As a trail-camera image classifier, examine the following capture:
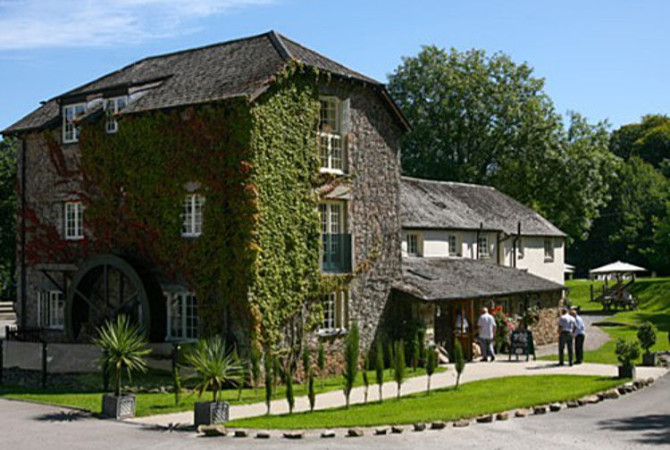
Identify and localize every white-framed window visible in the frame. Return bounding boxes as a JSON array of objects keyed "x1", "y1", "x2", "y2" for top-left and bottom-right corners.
[
  {"x1": 544, "y1": 238, "x2": 554, "y2": 262},
  {"x1": 182, "y1": 194, "x2": 205, "y2": 237},
  {"x1": 406, "y1": 232, "x2": 422, "y2": 256},
  {"x1": 319, "y1": 97, "x2": 345, "y2": 173},
  {"x1": 105, "y1": 96, "x2": 127, "y2": 134},
  {"x1": 517, "y1": 238, "x2": 524, "y2": 259},
  {"x1": 64, "y1": 201, "x2": 84, "y2": 240},
  {"x1": 321, "y1": 290, "x2": 348, "y2": 333},
  {"x1": 62, "y1": 103, "x2": 87, "y2": 143},
  {"x1": 477, "y1": 236, "x2": 490, "y2": 259},
  {"x1": 37, "y1": 290, "x2": 65, "y2": 330},
  {"x1": 319, "y1": 201, "x2": 345, "y2": 263},
  {"x1": 448, "y1": 234, "x2": 459, "y2": 257},
  {"x1": 165, "y1": 291, "x2": 198, "y2": 341}
]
